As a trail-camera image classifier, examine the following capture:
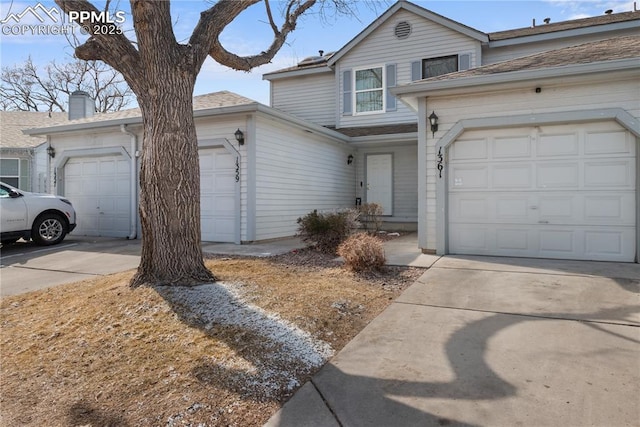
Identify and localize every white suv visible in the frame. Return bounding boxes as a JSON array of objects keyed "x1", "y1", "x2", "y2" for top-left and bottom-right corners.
[{"x1": 0, "y1": 182, "x2": 77, "y2": 246}]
